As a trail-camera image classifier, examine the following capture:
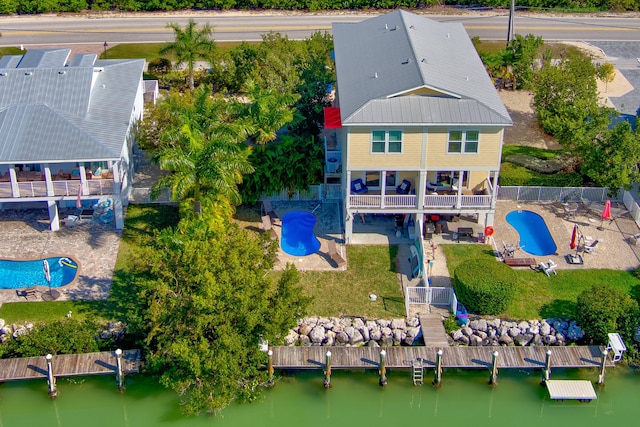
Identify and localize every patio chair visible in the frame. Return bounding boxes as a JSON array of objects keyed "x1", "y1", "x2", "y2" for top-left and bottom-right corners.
[
  {"x1": 16, "y1": 286, "x2": 39, "y2": 301},
  {"x1": 328, "y1": 239, "x2": 346, "y2": 268},
  {"x1": 583, "y1": 239, "x2": 599, "y2": 254},
  {"x1": 396, "y1": 179, "x2": 411, "y2": 194},
  {"x1": 350, "y1": 178, "x2": 368, "y2": 194},
  {"x1": 262, "y1": 199, "x2": 279, "y2": 222},
  {"x1": 539, "y1": 260, "x2": 558, "y2": 277},
  {"x1": 629, "y1": 234, "x2": 640, "y2": 246},
  {"x1": 261, "y1": 215, "x2": 277, "y2": 239}
]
